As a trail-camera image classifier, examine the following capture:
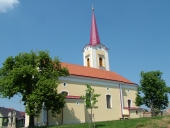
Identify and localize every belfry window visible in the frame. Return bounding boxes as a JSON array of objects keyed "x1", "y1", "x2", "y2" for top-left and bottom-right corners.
[
  {"x1": 106, "y1": 95, "x2": 111, "y2": 108},
  {"x1": 99, "y1": 57, "x2": 103, "y2": 67},
  {"x1": 87, "y1": 58, "x2": 90, "y2": 67}
]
